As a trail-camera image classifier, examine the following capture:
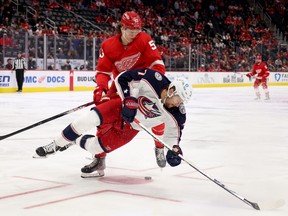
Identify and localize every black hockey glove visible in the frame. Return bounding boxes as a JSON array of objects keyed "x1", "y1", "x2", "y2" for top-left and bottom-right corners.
[
  {"x1": 121, "y1": 96, "x2": 138, "y2": 123},
  {"x1": 166, "y1": 145, "x2": 183, "y2": 167}
]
